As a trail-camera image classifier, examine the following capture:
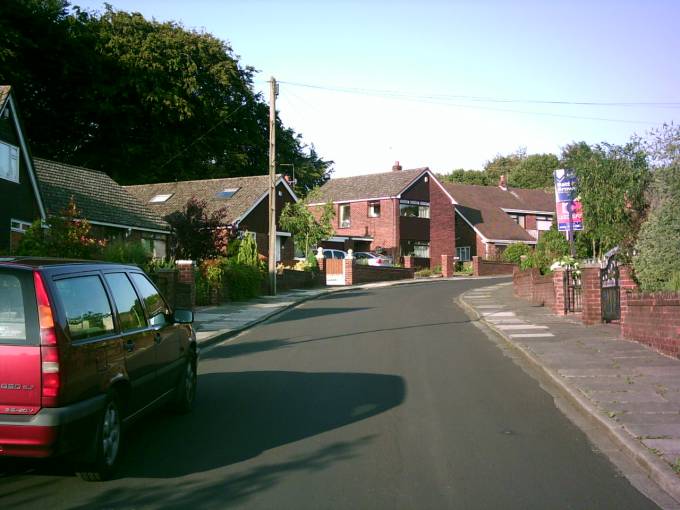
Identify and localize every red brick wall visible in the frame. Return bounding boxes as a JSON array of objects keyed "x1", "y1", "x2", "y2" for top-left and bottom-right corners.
[
  {"x1": 622, "y1": 292, "x2": 680, "y2": 358},
  {"x1": 620, "y1": 265, "x2": 680, "y2": 358},
  {"x1": 472, "y1": 256, "x2": 515, "y2": 276},
  {"x1": 513, "y1": 267, "x2": 554, "y2": 307},
  {"x1": 429, "y1": 183, "x2": 455, "y2": 270},
  {"x1": 533, "y1": 274, "x2": 555, "y2": 308},
  {"x1": 552, "y1": 269, "x2": 566, "y2": 315},
  {"x1": 525, "y1": 214, "x2": 537, "y2": 230},
  {"x1": 353, "y1": 264, "x2": 415, "y2": 283},
  {"x1": 476, "y1": 236, "x2": 487, "y2": 259},
  {"x1": 513, "y1": 267, "x2": 537, "y2": 299}
]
